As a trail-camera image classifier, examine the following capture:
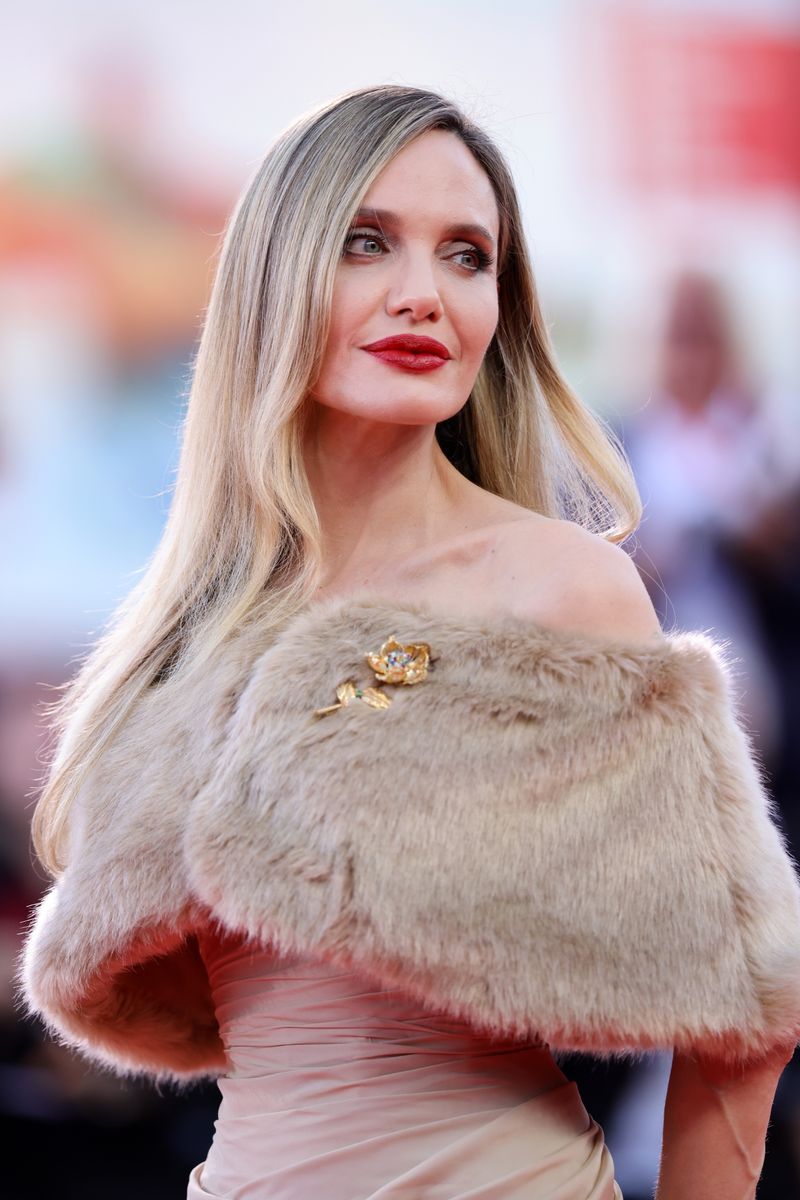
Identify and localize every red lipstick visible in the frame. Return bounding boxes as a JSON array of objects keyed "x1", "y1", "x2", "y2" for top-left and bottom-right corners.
[{"x1": 362, "y1": 335, "x2": 451, "y2": 373}]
